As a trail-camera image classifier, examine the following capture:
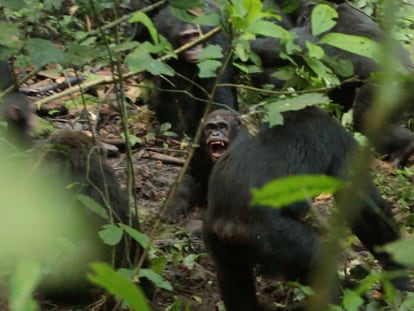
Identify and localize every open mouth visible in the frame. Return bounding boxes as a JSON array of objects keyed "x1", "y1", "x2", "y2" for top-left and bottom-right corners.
[{"x1": 208, "y1": 140, "x2": 228, "y2": 160}]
